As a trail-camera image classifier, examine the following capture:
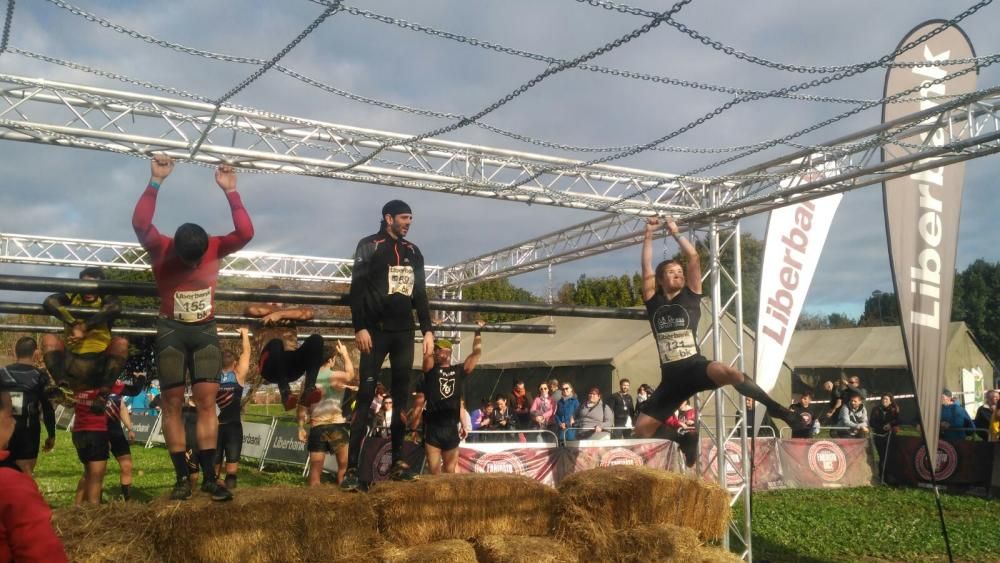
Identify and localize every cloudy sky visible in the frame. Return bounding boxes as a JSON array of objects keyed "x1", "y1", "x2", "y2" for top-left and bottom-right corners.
[{"x1": 1, "y1": 0, "x2": 998, "y2": 318}]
